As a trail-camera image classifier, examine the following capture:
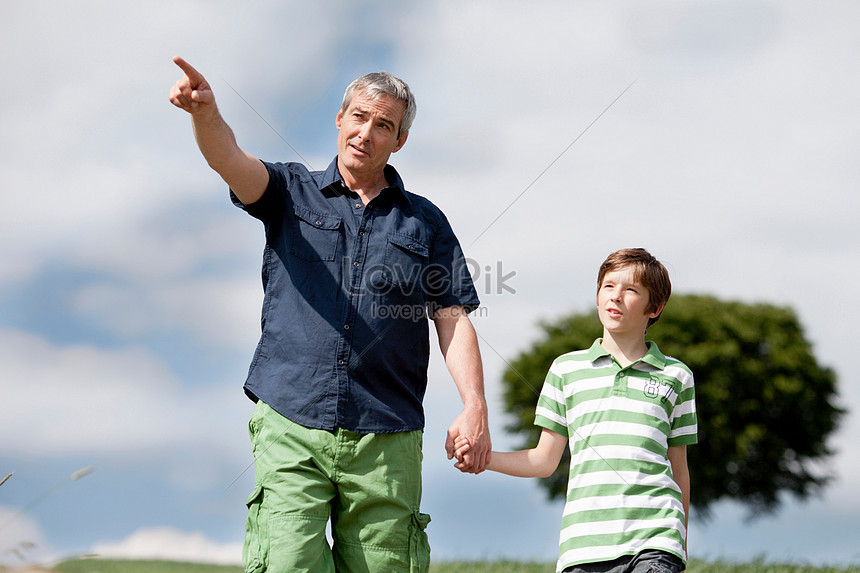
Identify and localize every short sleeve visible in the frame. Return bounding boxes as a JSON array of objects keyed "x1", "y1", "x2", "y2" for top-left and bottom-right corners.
[
  {"x1": 230, "y1": 161, "x2": 289, "y2": 222},
  {"x1": 668, "y1": 368, "x2": 697, "y2": 447},
  {"x1": 425, "y1": 210, "x2": 480, "y2": 313},
  {"x1": 534, "y1": 361, "x2": 569, "y2": 437}
]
